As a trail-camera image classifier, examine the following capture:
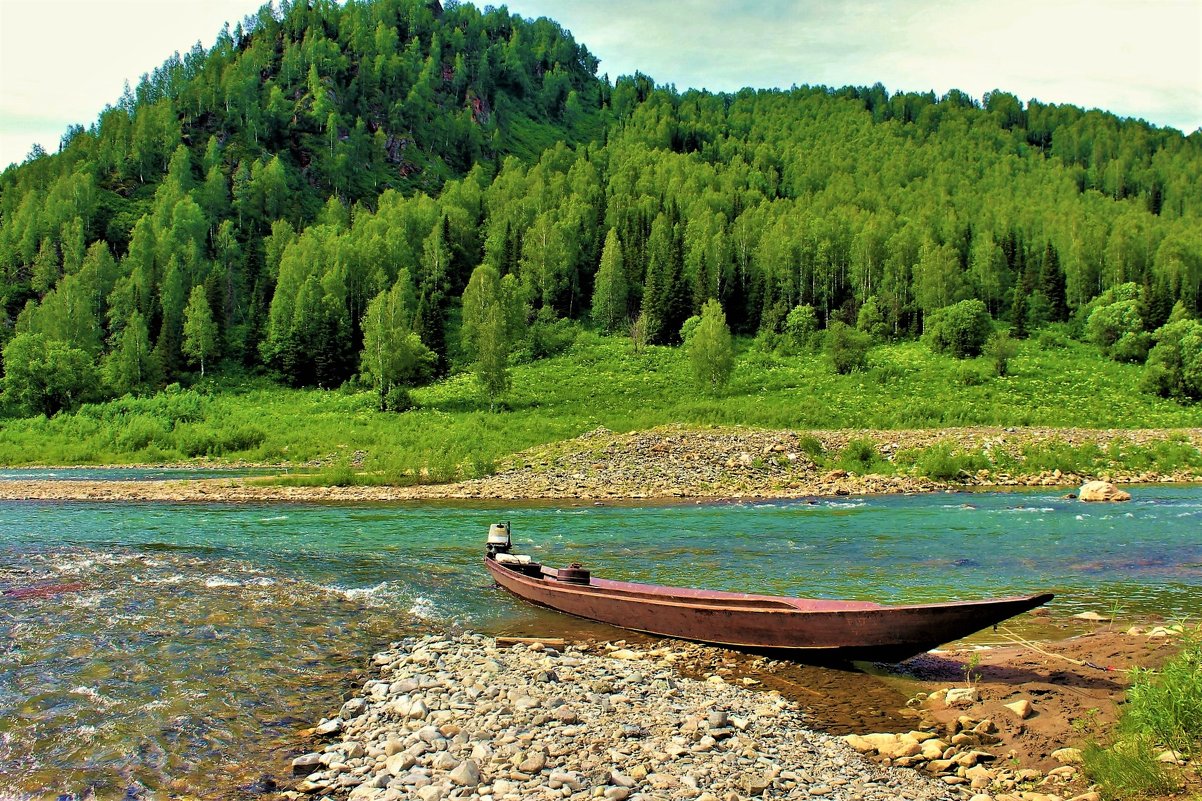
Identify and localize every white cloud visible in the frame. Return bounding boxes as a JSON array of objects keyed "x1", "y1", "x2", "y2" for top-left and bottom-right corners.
[
  {"x1": 0, "y1": 0, "x2": 263, "y2": 168},
  {"x1": 508, "y1": 0, "x2": 1202, "y2": 130}
]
